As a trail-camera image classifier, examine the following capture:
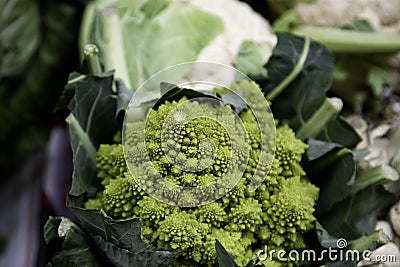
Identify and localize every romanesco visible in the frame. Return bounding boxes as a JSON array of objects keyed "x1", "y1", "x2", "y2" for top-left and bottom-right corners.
[{"x1": 85, "y1": 90, "x2": 319, "y2": 266}]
